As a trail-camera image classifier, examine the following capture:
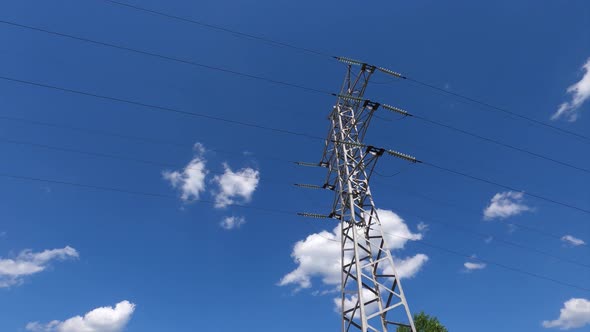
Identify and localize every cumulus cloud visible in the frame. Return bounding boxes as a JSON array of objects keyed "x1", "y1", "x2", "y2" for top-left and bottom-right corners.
[
  {"x1": 561, "y1": 235, "x2": 586, "y2": 247},
  {"x1": 464, "y1": 262, "x2": 487, "y2": 271},
  {"x1": 163, "y1": 143, "x2": 208, "y2": 202},
  {"x1": 334, "y1": 288, "x2": 380, "y2": 317},
  {"x1": 542, "y1": 298, "x2": 590, "y2": 330},
  {"x1": 212, "y1": 163, "x2": 260, "y2": 208},
  {"x1": 26, "y1": 300, "x2": 135, "y2": 332},
  {"x1": 386, "y1": 254, "x2": 429, "y2": 279},
  {"x1": 0, "y1": 246, "x2": 78, "y2": 288},
  {"x1": 552, "y1": 58, "x2": 590, "y2": 122},
  {"x1": 220, "y1": 216, "x2": 246, "y2": 230},
  {"x1": 279, "y1": 209, "x2": 426, "y2": 290},
  {"x1": 483, "y1": 191, "x2": 532, "y2": 220}
]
